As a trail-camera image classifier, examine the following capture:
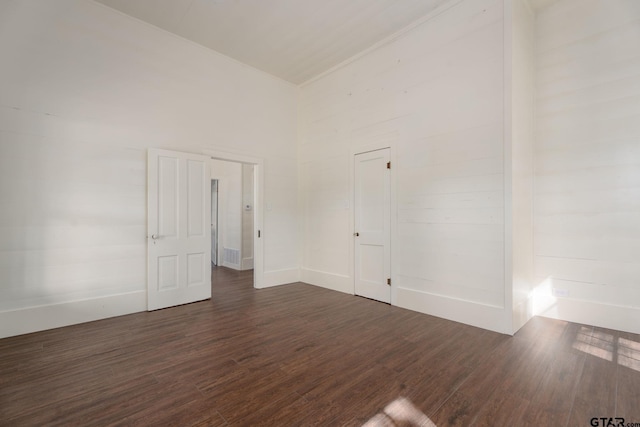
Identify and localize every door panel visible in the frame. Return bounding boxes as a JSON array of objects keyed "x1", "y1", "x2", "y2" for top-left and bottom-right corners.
[
  {"x1": 148, "y1": 149, "x2": 211, "y2": 310},
  {"x1": 187, "y1": 159, "x2": 205, "y2": 236},
  {"x1": 354, "y1": 148, "x2": 391, "y2": 303},
  {"x1": 158, "y1": 156, "x2": 178, "y2": 238}
]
